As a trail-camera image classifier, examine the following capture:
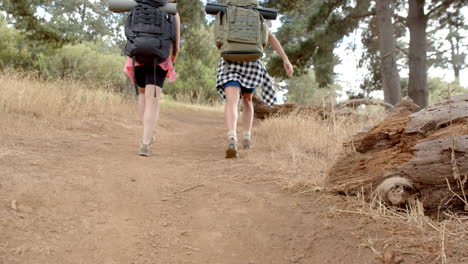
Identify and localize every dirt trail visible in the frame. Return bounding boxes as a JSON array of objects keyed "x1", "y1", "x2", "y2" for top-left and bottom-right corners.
[{"x1": 1, "y1": 108, "x2": 423, "y2": 264}]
